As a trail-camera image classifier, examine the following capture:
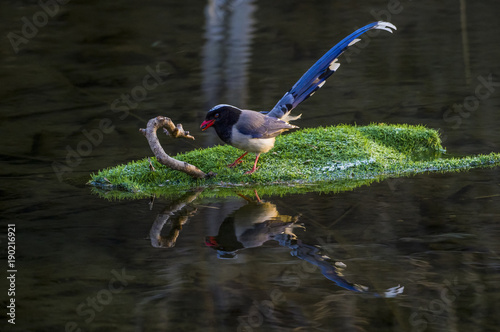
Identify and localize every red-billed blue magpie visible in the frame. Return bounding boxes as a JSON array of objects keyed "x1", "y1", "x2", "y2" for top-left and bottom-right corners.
[{"x1": 201, "y1": 21, "x2": 397, "y2": 174}]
